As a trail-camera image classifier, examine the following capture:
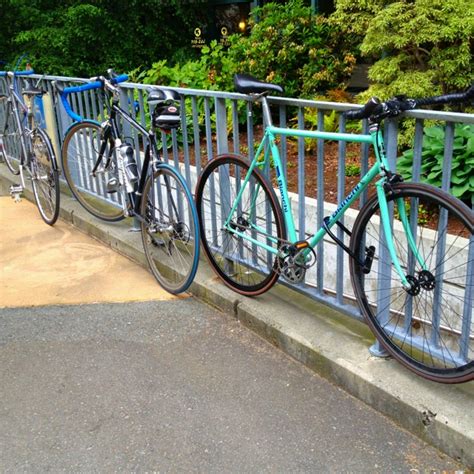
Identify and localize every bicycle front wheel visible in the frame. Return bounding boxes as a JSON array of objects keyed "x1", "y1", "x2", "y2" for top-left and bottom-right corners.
[
  {"x1": 31, "y1": 128, "x2": 60, "y2": 225},
  {"x1": 196, "y1": 154, "x2": 285, "y2": 296},
  {"x1": 140, "y1": 163, "x2": 199, "y2": 294},
  {"x1": 62, "y1": 120, "x2": 124, "y2": 221},
  {"x1": 350, "y1": 183, "x2": 473, "y2": 383},
  {"x1": 1, "y1": 104, "x2": 21, "y2": 175}
]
